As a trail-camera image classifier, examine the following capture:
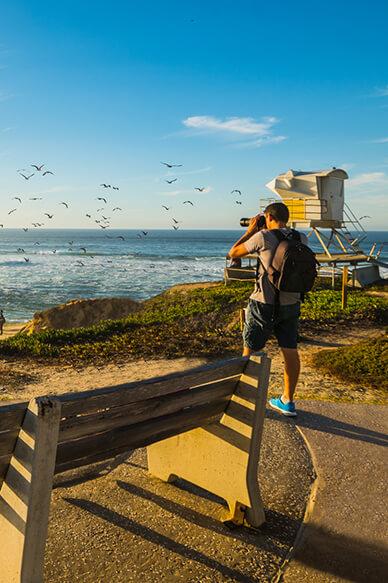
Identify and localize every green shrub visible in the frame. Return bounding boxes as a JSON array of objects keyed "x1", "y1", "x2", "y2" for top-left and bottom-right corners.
[{"x1": 312, "y1": 335, "x2": 388, "y2": 390}]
